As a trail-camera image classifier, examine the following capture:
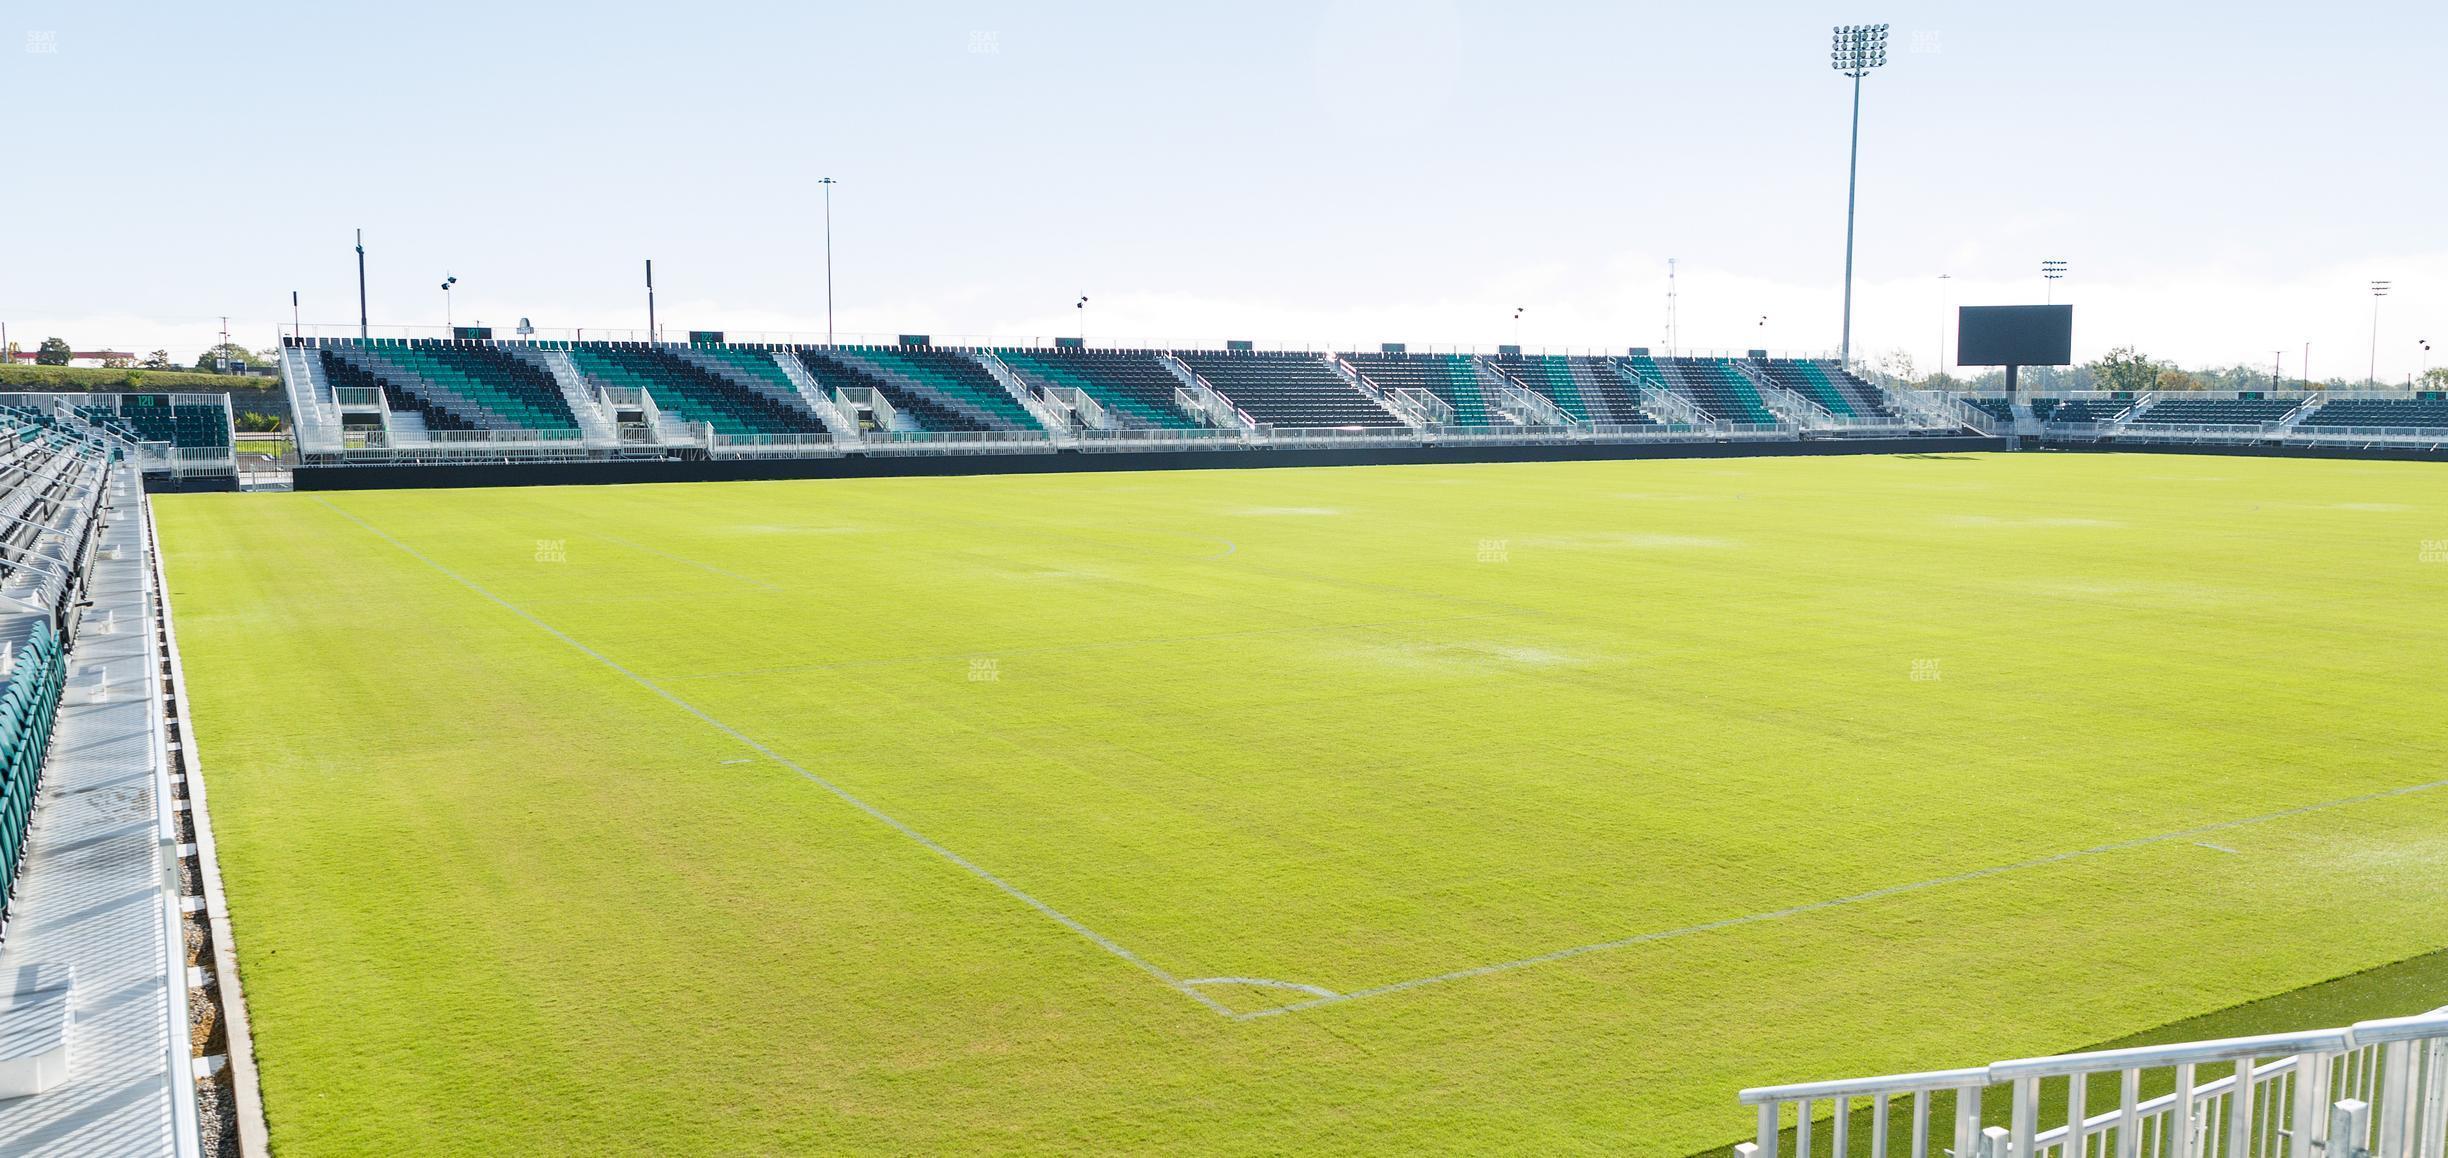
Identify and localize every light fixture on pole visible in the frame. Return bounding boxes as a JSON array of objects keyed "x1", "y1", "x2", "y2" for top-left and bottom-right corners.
[
  {"x1": 2368, "y1": 280, "x2": 2390, "y2": 387},
  {"x1": 1512, "y1": 306, "x2": 1524, "y2": 347},
  {"x1": 355, "y1": 229, "x2": 369, "y2": 339},
  {"x1": 1076, "y1": 296, "x2": 1088, "y2": 344},
  {"x1": 2042, "y1": 259, "x2": 2067, "y2": 304},
  {"x1": 819, "y1": 177, "x2": 838, "y2": 346},
  {"x1": 1830, "y1": 22, "x2": 1889, "y2": 370},
  {"x1": 440, "y1": 274, "x2": 457, "y2": 330},
  {"x1": 2421, "y1": 338, "x2": 2432, "y2": 382},
  {"x1": 646, "y1": 260, "x2": 657, "y2": 343}
]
